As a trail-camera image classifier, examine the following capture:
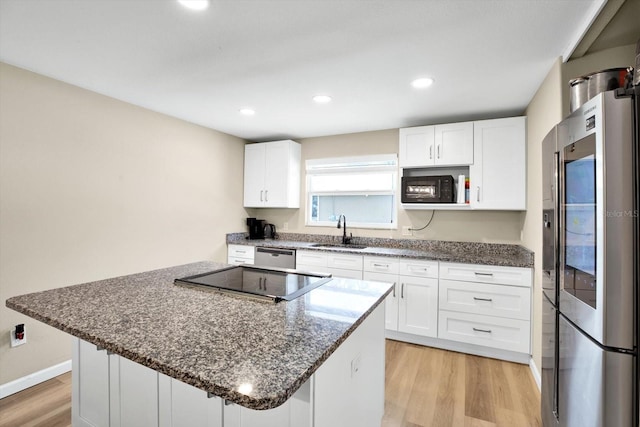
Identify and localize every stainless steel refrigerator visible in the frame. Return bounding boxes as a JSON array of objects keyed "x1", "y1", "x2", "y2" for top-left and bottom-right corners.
[{"x1": 541, "y1": 87, "x2": 639, "y2": 427}]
